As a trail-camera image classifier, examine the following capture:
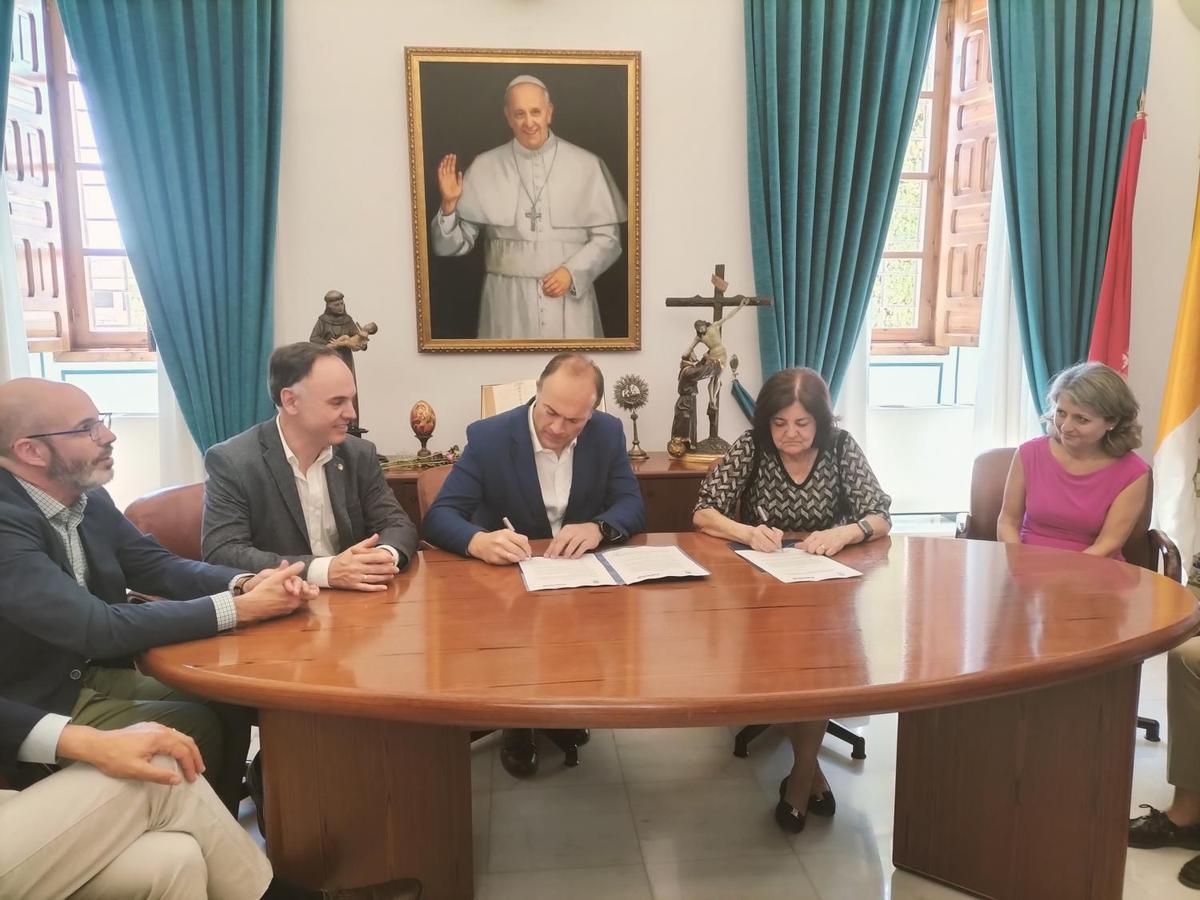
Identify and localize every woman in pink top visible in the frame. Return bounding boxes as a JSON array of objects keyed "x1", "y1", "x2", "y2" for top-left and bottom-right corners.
[{"x1": 997, "y1": 362, "x2": 1149, "y2": 559}]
